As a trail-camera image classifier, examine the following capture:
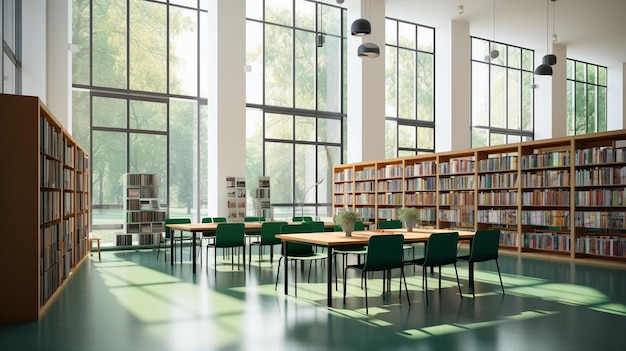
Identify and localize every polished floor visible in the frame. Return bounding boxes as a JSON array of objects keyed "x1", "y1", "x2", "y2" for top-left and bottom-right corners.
[{"x1": 1, "y1": 244, "x2": 626, "y2": 351}]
